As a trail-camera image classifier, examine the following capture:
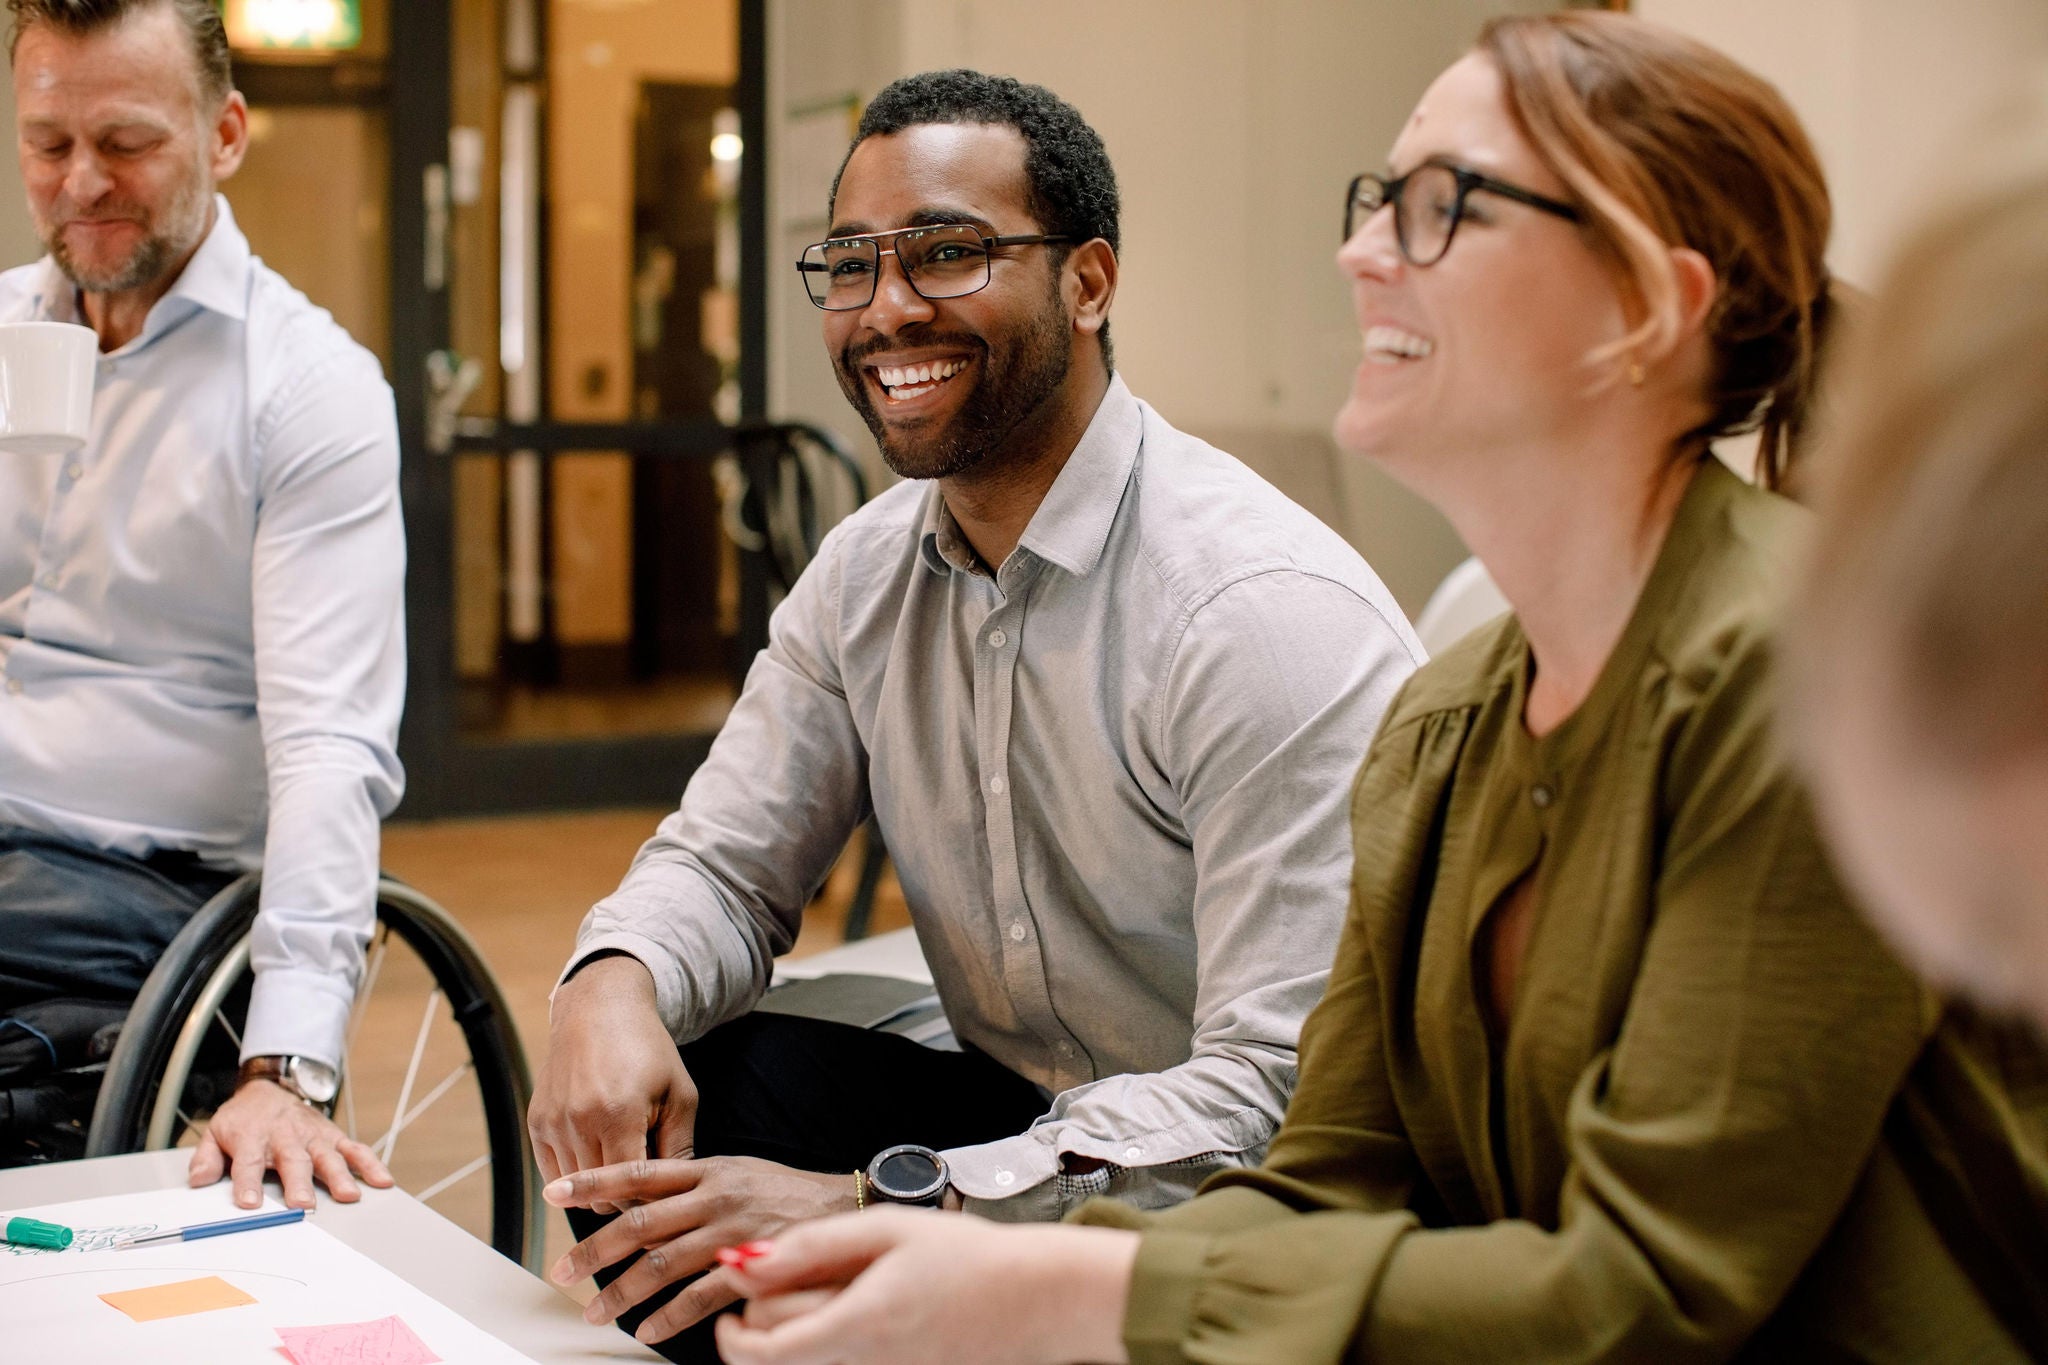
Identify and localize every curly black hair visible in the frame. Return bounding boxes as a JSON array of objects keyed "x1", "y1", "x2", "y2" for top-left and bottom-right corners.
[
  {"x1": 830, "y1": 69, "x2": 1120, "y2": 368},
  {"x1": 832, "y1": 69, "x2": 1120, "y2": 256}
]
